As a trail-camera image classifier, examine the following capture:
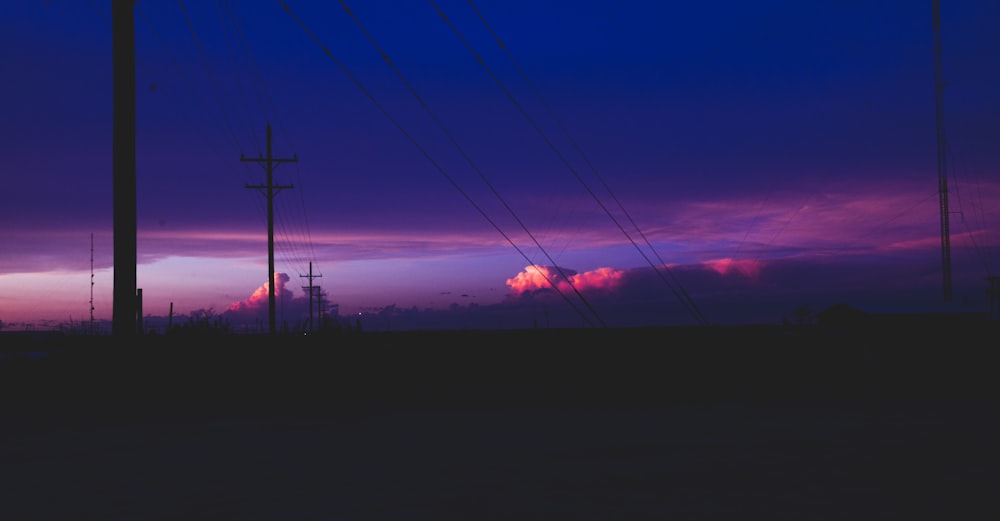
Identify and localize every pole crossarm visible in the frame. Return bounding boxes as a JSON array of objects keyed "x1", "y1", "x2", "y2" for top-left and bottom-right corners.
[
  {"x1": 245, "y1": 182, "x2": 294, "y2": 192},
  {"x1": 241, "y1": 123, "x2": 297, "y2": 335},
  {"x1": 301, "y1": 262, "x2": 322, "y2": 333}
]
